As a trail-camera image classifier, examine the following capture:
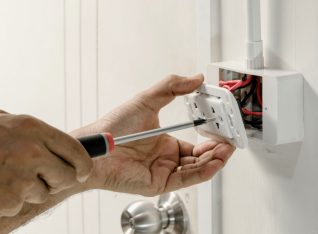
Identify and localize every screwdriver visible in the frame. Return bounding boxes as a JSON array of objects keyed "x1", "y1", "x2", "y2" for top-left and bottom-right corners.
[{"x1": 78, "y1": 118, "x2": 213, "y2": 158}]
